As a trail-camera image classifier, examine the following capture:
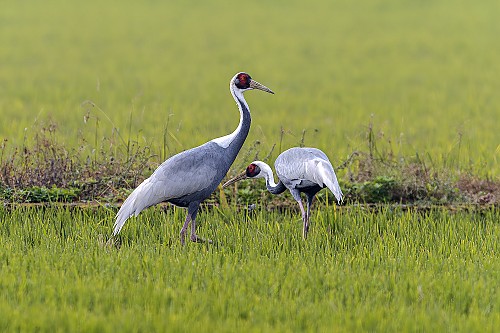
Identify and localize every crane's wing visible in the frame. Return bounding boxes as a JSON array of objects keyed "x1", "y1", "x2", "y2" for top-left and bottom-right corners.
[
  {"x1": 276, "y1": 147, "x2": 343, "y2": 204},
  {"x1": 113, "y1": 146, "x2": 219, "y2": 235},
  {"x1": 304, "y1": 158, "x2": 343, "y2": 204}
]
